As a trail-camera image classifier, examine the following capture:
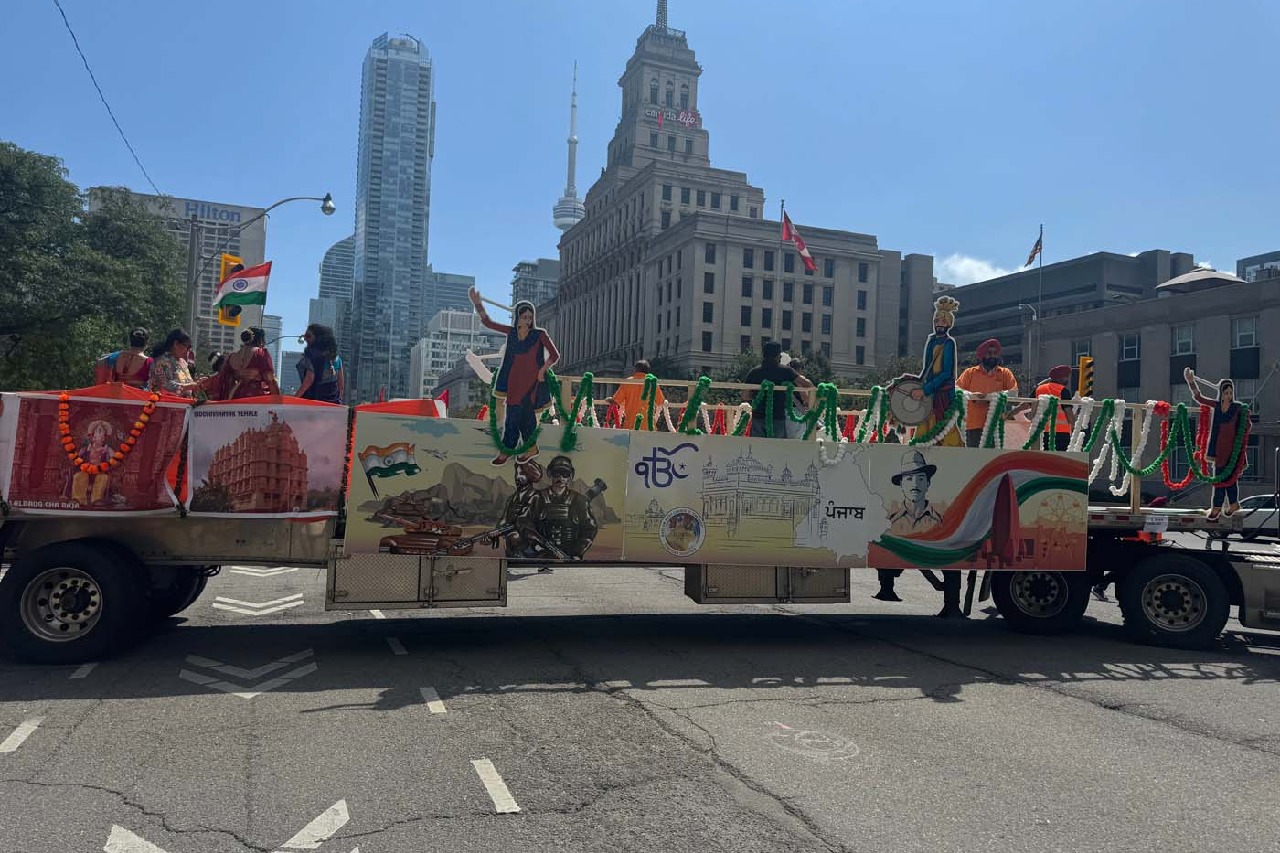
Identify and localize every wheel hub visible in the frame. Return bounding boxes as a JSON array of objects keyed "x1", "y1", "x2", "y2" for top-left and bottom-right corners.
[
  {"x1": 1011, "y1": 571, "x2": 1067, "y2": 617},
  {"x1": 1140, "y1": 574, "x2": 1206, "y2": 633},
  {"x1": 21, "y1": 568, "x2": 103, "y2": 643}
]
